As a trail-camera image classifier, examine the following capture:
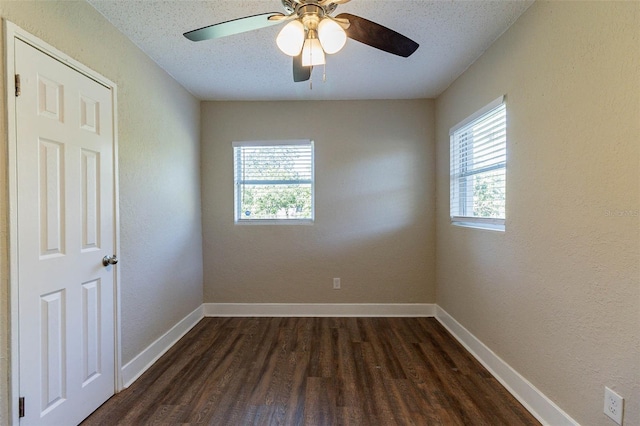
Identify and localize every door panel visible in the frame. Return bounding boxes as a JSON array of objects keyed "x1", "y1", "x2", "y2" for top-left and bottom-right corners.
[{"x1": 16, "y1": 38, "x2": 116, "y2": 425}]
